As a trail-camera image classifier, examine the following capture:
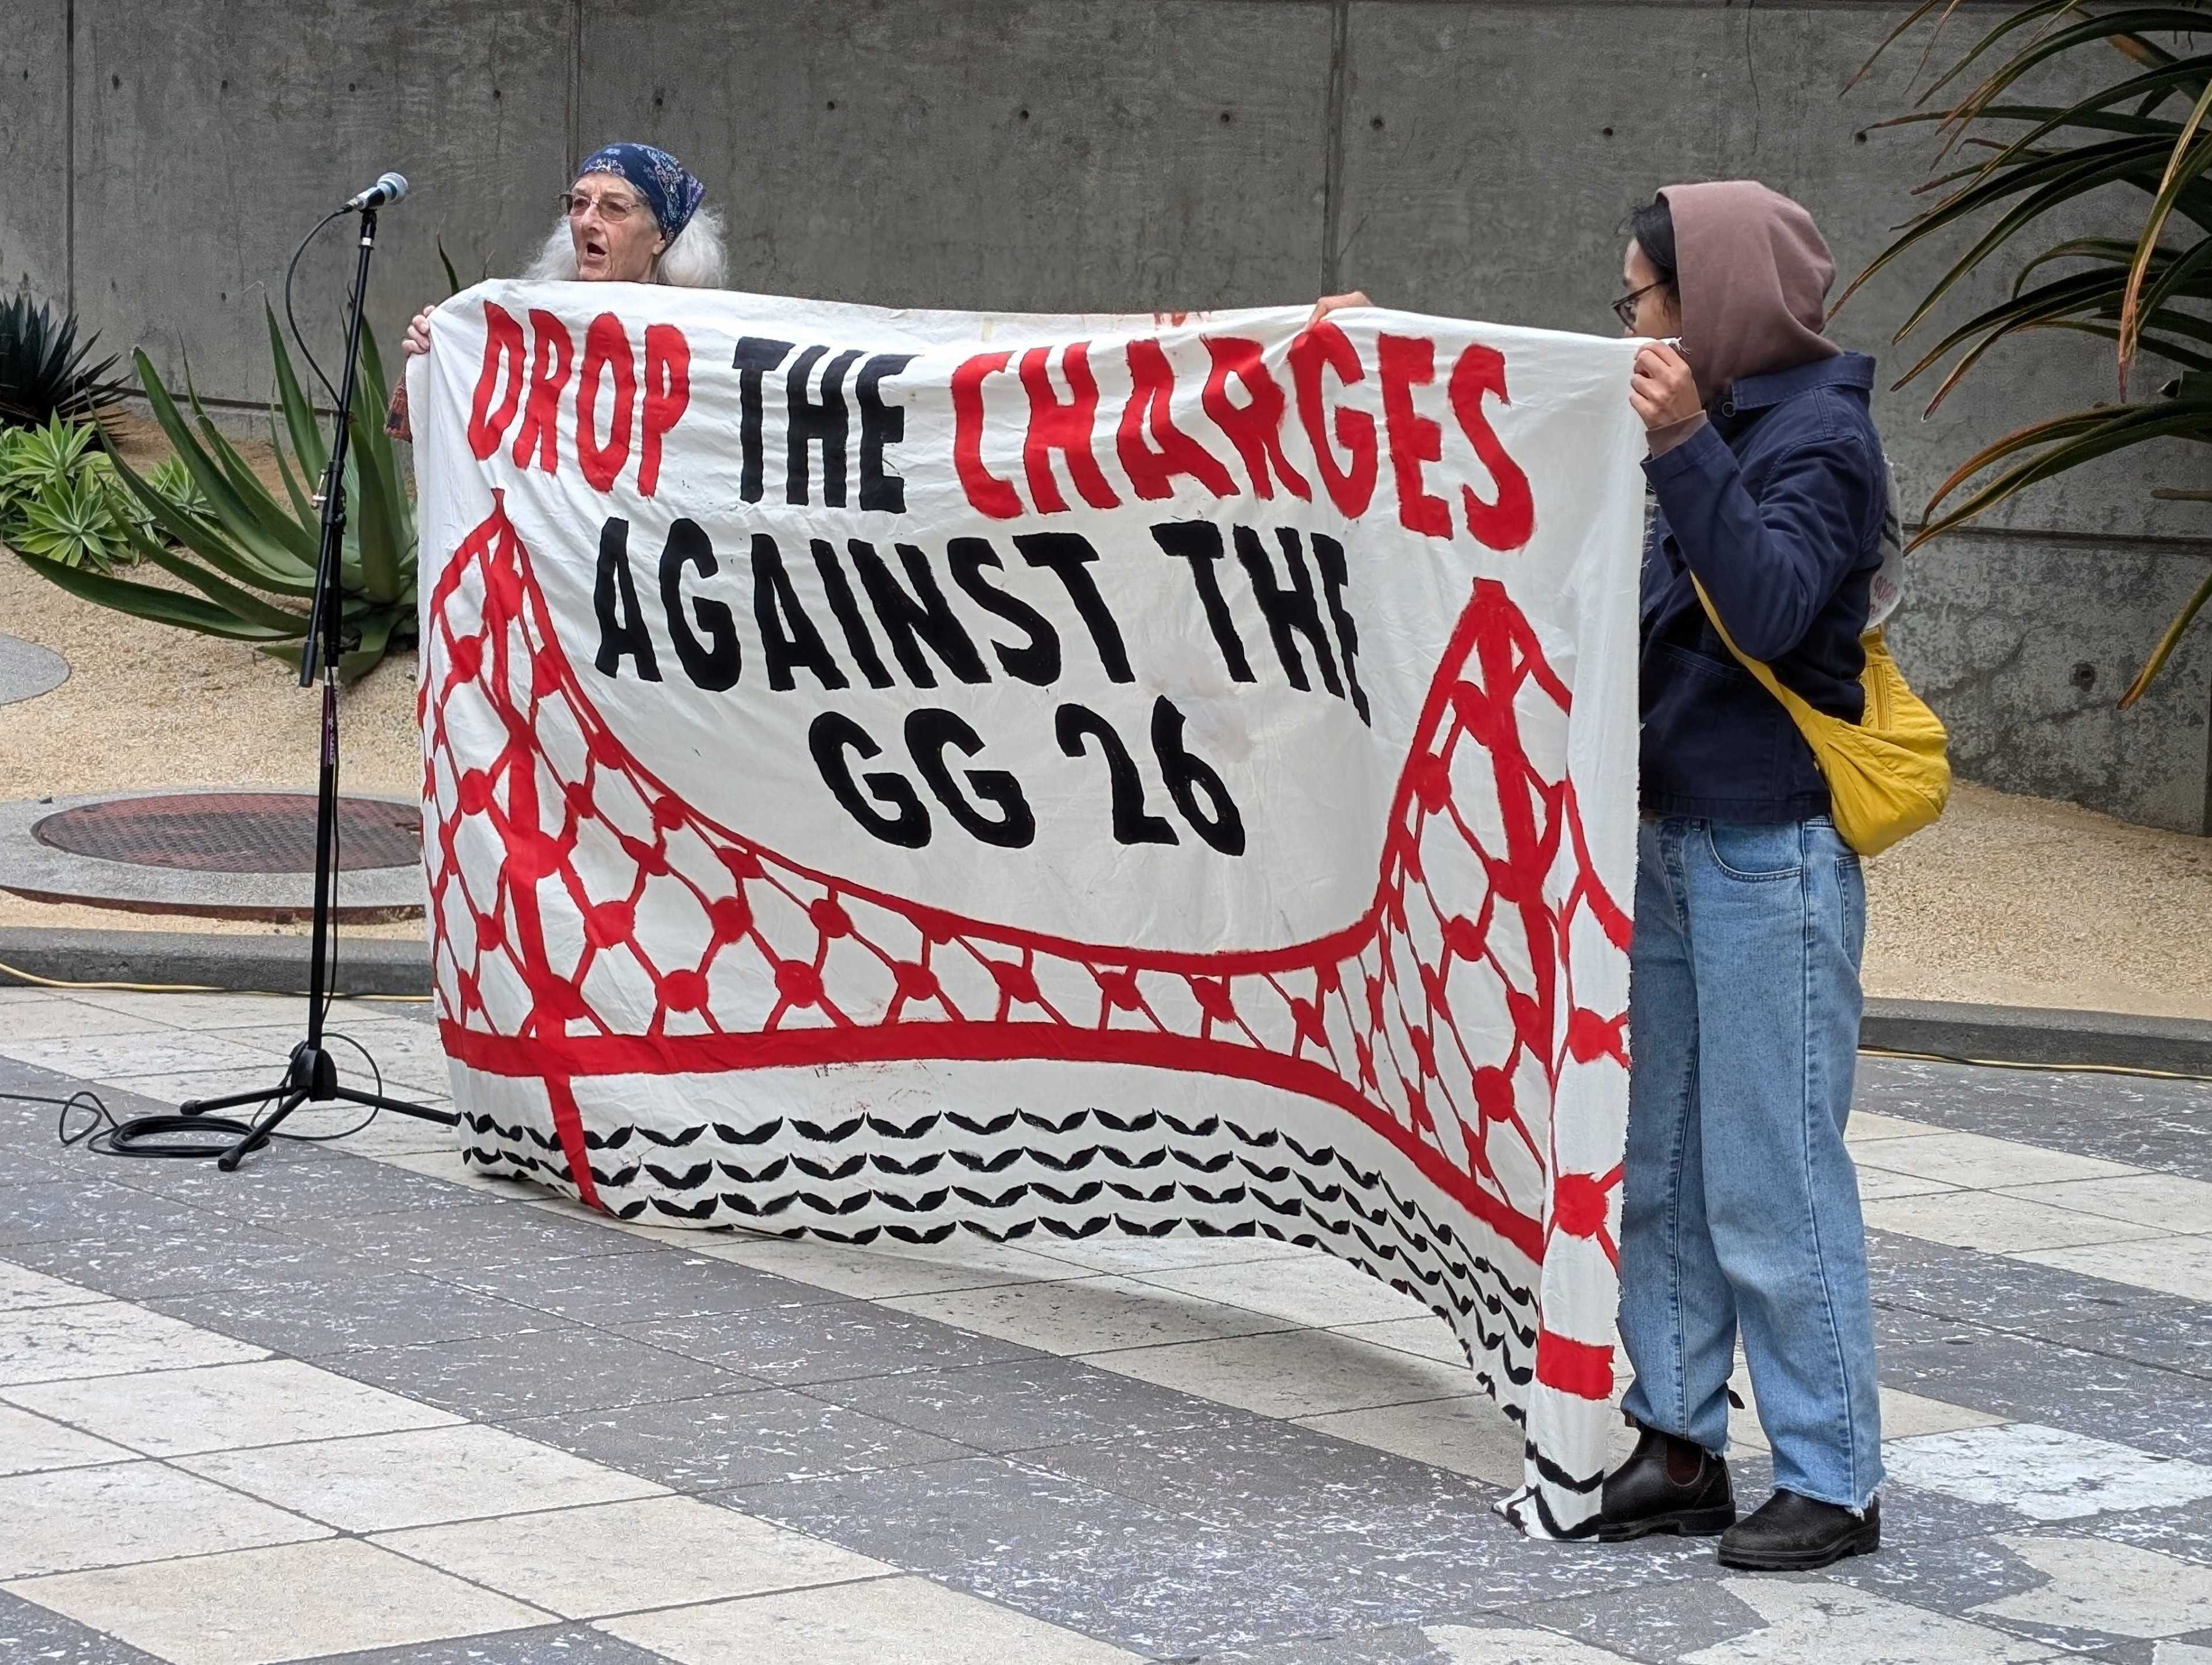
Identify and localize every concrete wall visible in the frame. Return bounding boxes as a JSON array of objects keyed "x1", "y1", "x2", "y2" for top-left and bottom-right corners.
[
  {"x1": 3, "y1": 6, "x2": 70, "y2": 313},
  {"x1": 66, "y1": 0, "x2": 570, "y2": 401},
  {"x1": 7, "y1": 0, "x2": 2210, "y2": 830}
]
